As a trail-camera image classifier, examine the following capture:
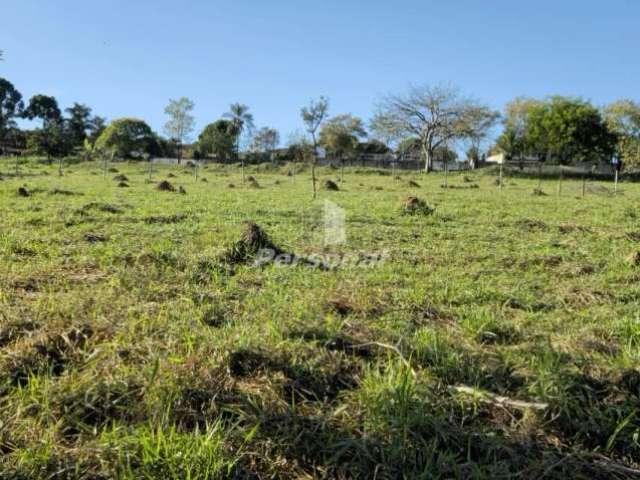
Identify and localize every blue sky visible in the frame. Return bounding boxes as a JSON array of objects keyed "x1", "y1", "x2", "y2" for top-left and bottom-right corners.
[{"x1": 2, "y1": 0, "x2": 639, "y2": 145}]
